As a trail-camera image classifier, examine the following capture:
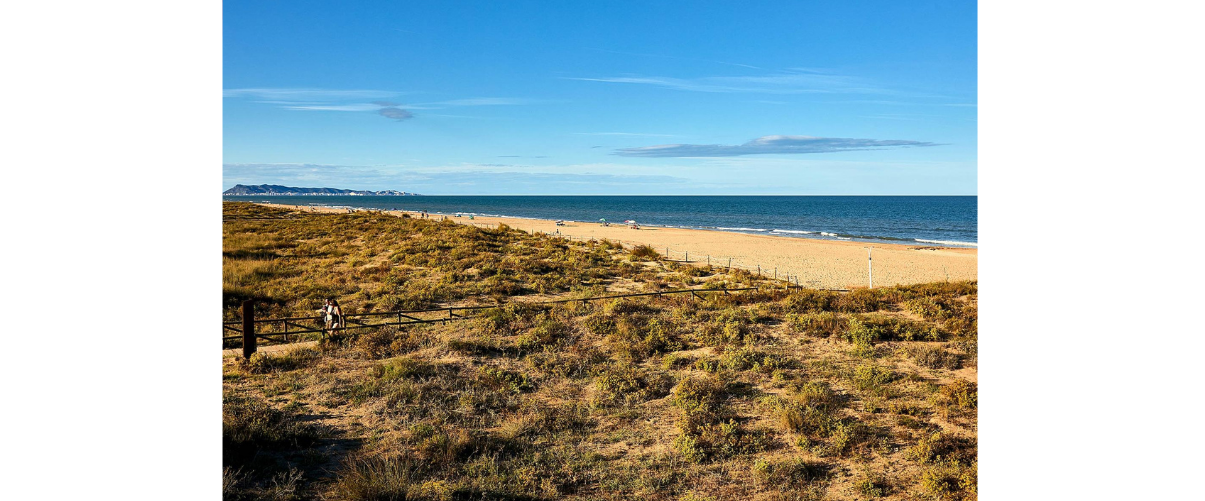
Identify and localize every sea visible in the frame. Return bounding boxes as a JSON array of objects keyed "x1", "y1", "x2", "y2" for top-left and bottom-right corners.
[{"x1": 223, "y1": 195, "x2": 978, "y2": 248}]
